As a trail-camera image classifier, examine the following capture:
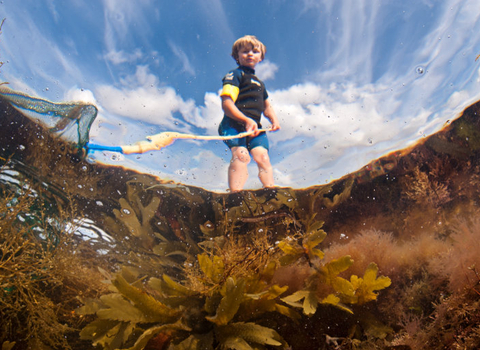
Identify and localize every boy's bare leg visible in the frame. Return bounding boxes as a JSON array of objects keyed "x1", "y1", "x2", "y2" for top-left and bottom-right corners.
[
  {"x1": 228, "y1": 146, "x2": 250, "y2": 192},
  {"x1": 251, "y1": 147, "x2": 274, "y2": 188}
]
